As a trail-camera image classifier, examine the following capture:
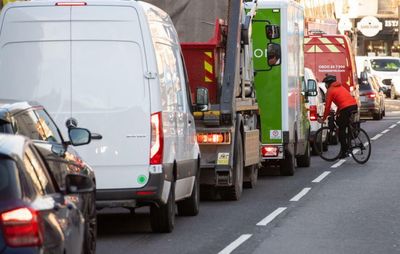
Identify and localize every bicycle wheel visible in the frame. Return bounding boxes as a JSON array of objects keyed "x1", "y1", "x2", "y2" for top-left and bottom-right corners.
[
  {"x1": 314, "y1": 126, "x2": 341, "y2": 161},
  {"x1": 350, "y1": 127, "x2": 371, "y2": 164}
]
